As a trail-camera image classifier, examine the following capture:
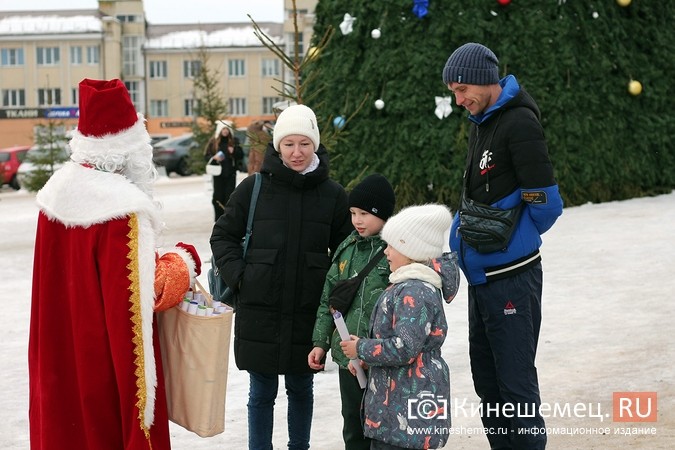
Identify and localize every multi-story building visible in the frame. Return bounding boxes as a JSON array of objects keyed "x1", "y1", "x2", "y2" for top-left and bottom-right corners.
[{"x1": 0, "y1": 0, "x2": 317, "y2": 148}]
